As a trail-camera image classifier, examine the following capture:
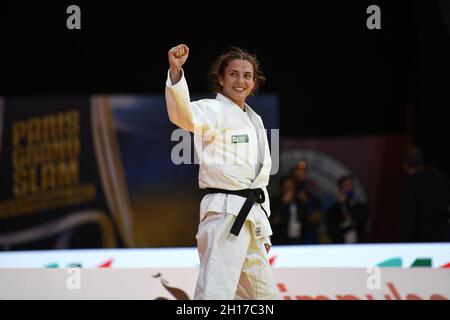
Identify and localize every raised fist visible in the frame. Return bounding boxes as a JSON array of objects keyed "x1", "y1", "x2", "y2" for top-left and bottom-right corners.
[{"x1": 168, "y1": 44, "x2": 189, "y2": 70}]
